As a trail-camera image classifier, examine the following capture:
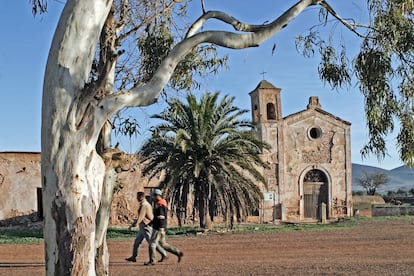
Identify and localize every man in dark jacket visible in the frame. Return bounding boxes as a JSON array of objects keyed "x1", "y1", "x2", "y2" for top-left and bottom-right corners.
[{"x1": 145, "y1": 189, "x2": 184, "y2": 265}]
